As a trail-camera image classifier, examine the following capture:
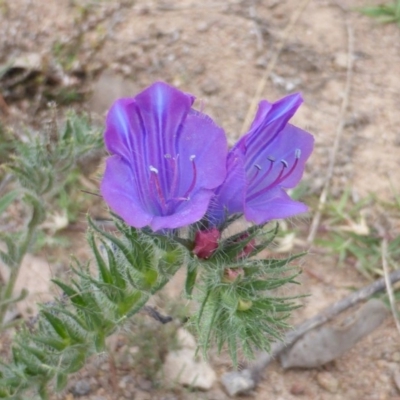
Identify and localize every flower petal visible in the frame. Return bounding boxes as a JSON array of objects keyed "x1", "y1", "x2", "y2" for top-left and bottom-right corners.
[
  {"x1": 244, "y1": 187, "x2": 308, "y2": 224},
  {"x1": 101, "y1": 82, "x2": 228, "y2": 230},
  {"x1": 242, "y1": 93, "x2": 303, "y2": 166},
  {"x1": 150, "y1": 189, "x2": 215, "y2": 231},
  {"x1": 101, "y1": 155, "x2": 153, "y2": 228},
  {"x1": 207, "y1": 148, "x2": 246, "y2": 224},
  {"x1": 246, "y1": 124, "x2": 314, "y2": 198},
  {"x1": 175, "y1": 109, "x2": 227, "y2": 196}
]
